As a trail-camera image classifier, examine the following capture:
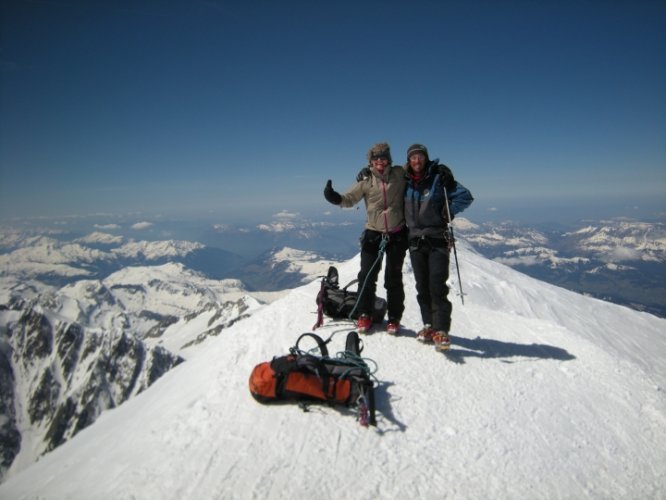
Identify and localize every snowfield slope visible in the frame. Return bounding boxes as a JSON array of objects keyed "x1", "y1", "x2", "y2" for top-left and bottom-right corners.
[{"x1": 1, "y1": 242, "x2": 665, "y2": 499}]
